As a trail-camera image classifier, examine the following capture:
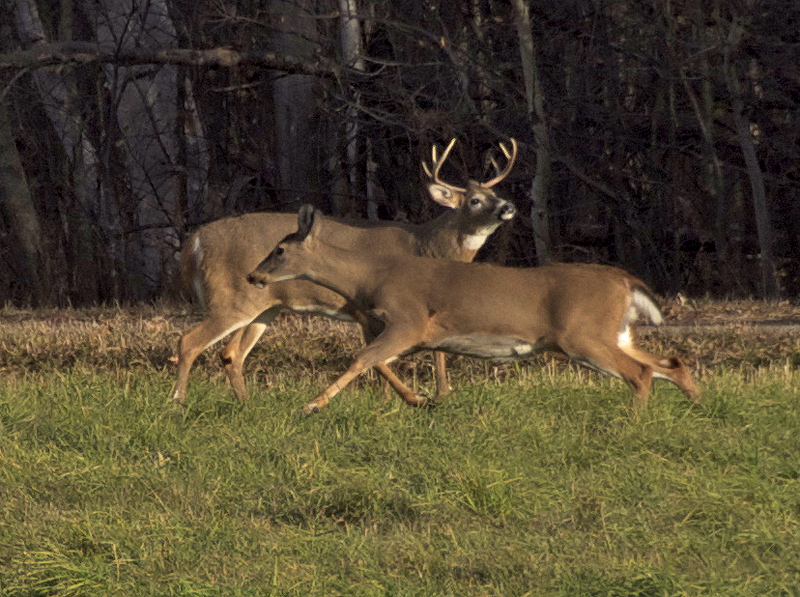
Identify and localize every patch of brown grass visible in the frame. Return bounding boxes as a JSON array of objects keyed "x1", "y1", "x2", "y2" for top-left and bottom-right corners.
[{"x1": 1, "y1": 301, "x2": 798, "y2": 387}]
